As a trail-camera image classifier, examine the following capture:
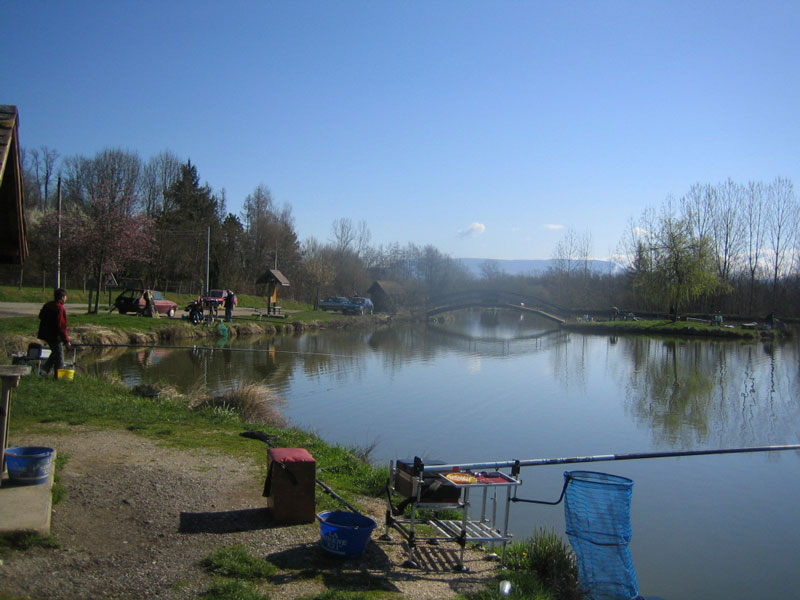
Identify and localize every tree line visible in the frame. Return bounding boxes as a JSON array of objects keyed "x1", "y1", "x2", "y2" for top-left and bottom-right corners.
[
  {"x1": 10, "y1": 145, "x2": 800, "y2": 318},
  {"x1": 541, "y1": 178, "x2": 800, "y2": 318},
  {"x1": 11, "y1": 146, "x2": 477, "y2": 309}
]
